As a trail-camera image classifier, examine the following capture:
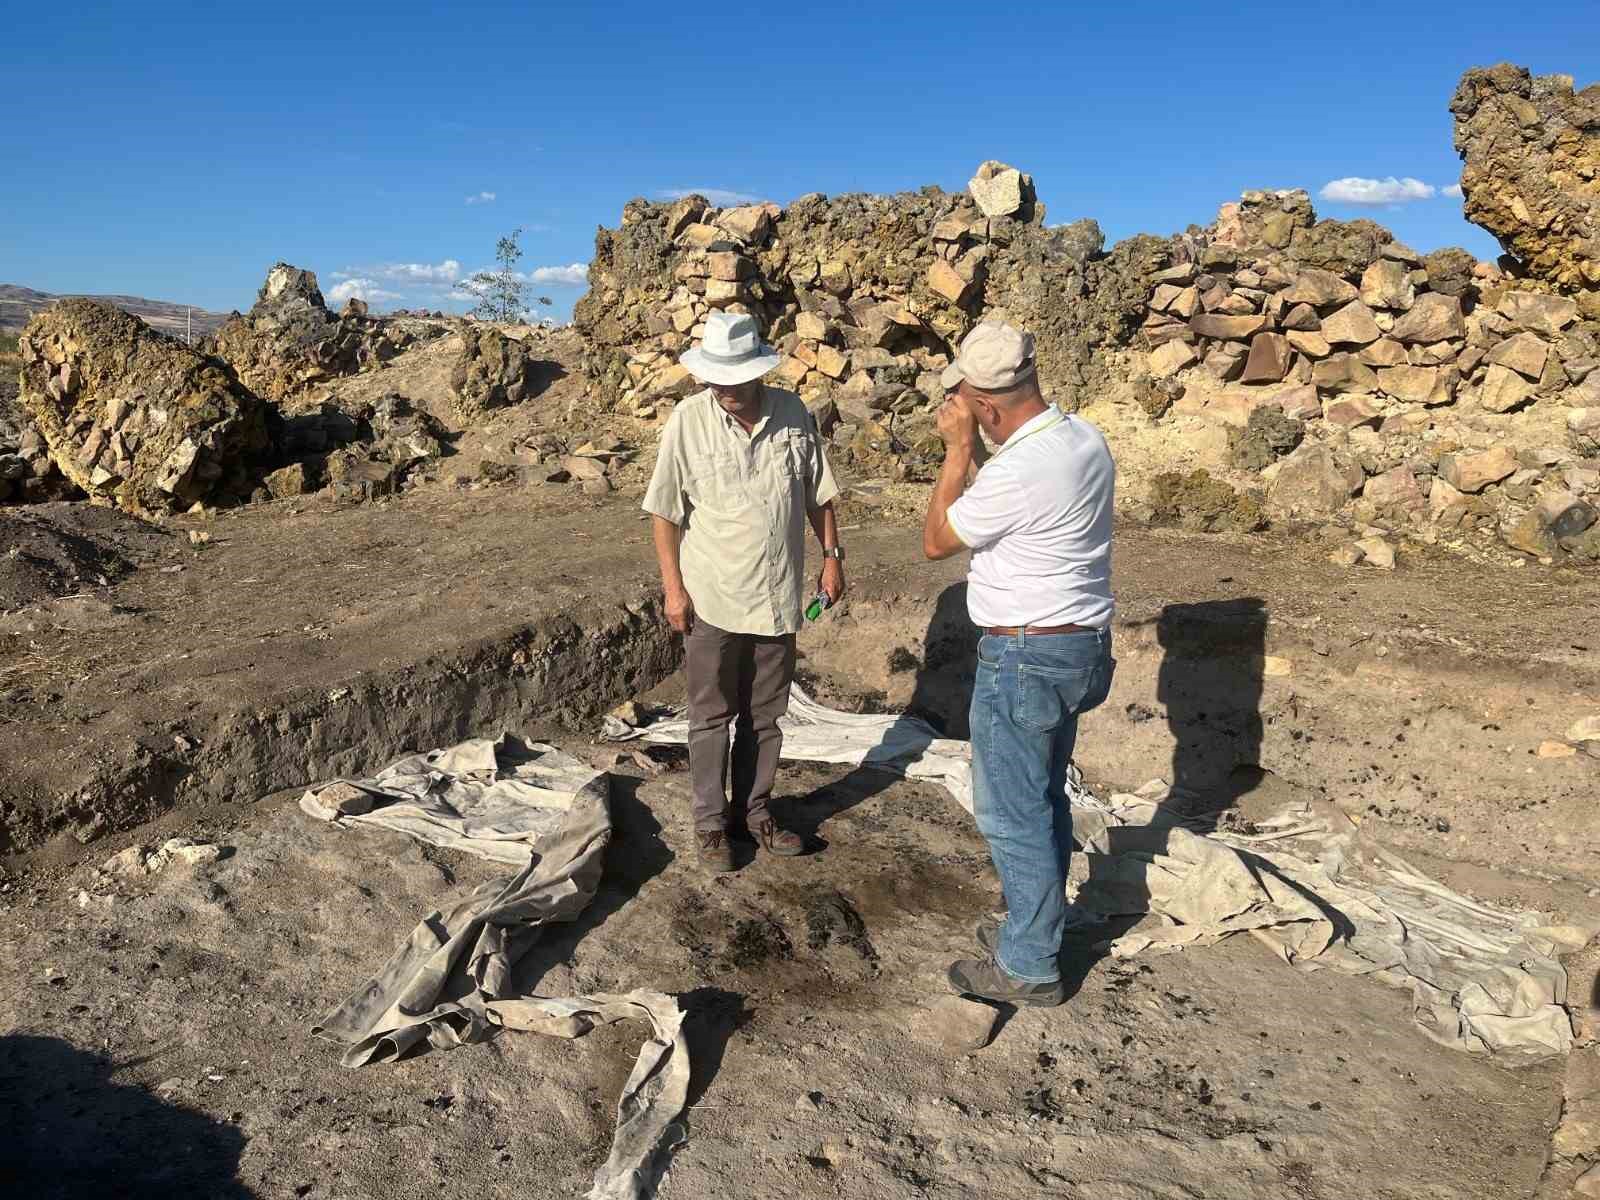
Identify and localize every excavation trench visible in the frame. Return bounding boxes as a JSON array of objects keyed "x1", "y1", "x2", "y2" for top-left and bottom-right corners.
[{"x1": 1, "y1": 597, "x2": 681, "y2": 855}]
